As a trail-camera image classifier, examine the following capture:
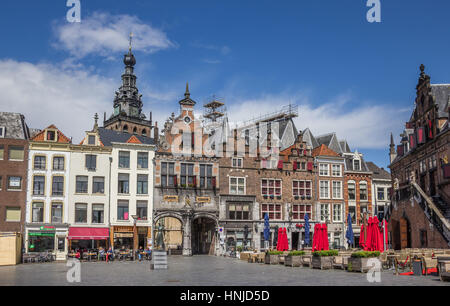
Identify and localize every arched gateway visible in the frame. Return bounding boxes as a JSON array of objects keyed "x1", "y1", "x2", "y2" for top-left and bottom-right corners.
[{"x1": 153, "y1": 211, "x2": 219, "y2": 256}]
